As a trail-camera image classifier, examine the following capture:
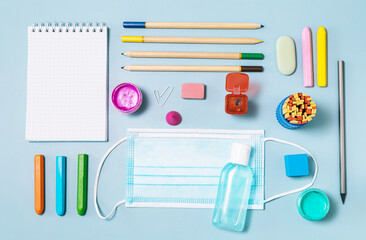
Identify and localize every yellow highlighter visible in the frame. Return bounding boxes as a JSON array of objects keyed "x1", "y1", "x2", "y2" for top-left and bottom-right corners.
[{"x1": 317, "y1": 26, "x2": 327, "y2": 87}]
